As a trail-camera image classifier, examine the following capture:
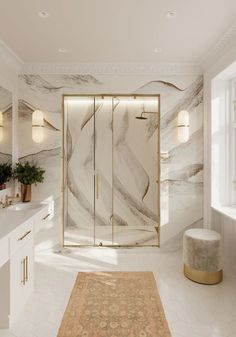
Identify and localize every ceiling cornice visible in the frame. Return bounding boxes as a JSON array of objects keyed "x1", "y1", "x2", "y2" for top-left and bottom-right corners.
[
  {"x1": 0, "y1": 40, "x2": 23, "y2": 72},
  {"x1": 2, "y1": 20, "x2": 236, "y2": 76},
  {"x1": 201, "y1": 22, "x2": 236, "y2": 71},
  {"x1": 21, "y1": 62, "x2": 202, "y2": 76}
]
